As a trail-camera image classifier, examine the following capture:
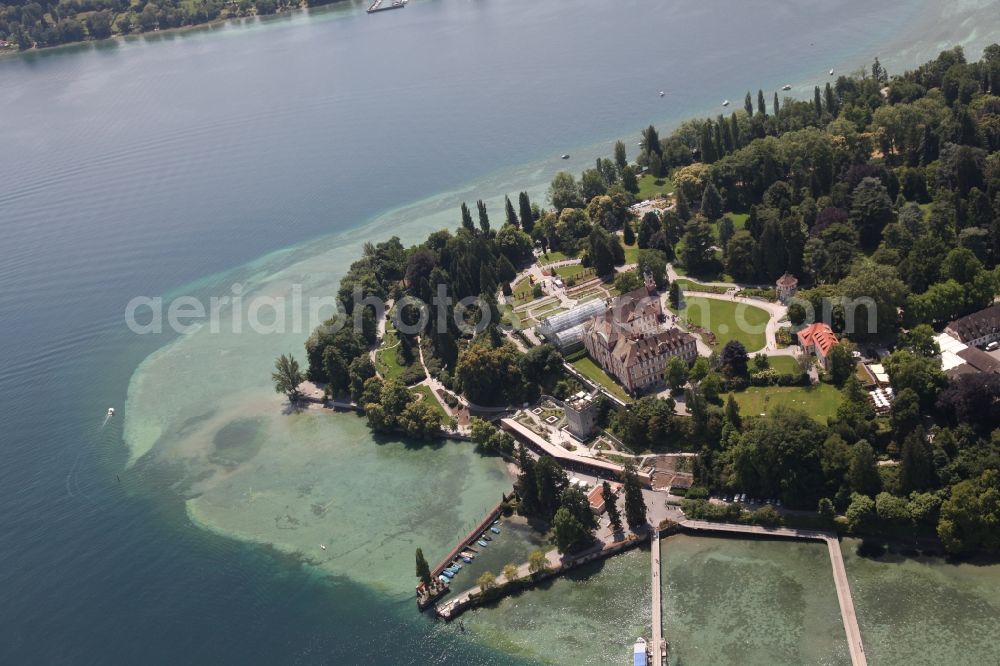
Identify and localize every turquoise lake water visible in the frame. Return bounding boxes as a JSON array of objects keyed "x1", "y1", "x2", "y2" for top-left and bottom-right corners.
[{"x1": 2, "y1": 0, "x2": 999, "y2": 662}]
